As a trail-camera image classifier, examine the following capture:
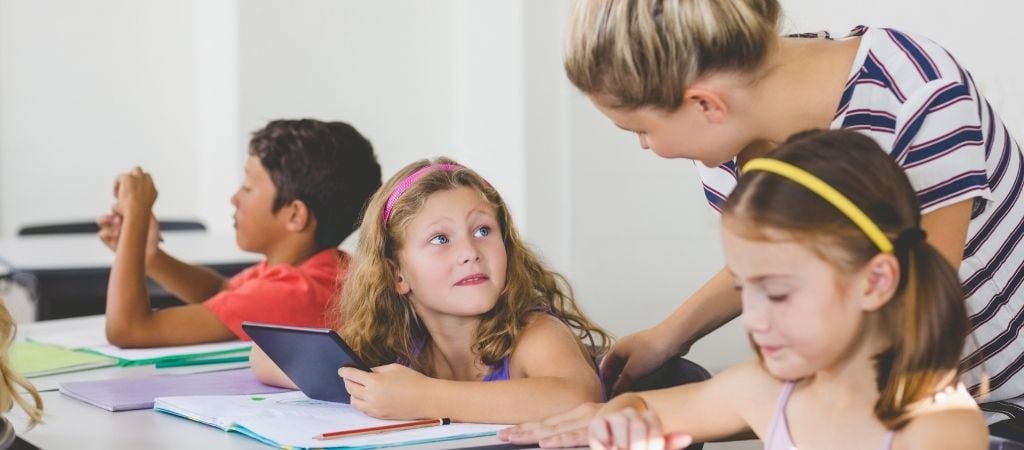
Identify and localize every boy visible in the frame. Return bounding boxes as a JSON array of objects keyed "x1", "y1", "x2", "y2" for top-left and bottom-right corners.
[{"x1": 98, "y1": 119, "x2": 381, "y2": 347}]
